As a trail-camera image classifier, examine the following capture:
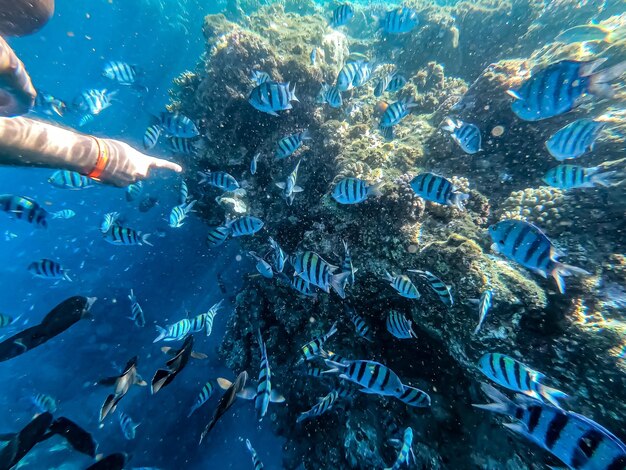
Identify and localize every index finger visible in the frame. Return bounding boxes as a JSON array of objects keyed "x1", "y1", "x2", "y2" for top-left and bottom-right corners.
[{"x1": 150, "y1": 157, "x2": 183, "y2": 173}]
